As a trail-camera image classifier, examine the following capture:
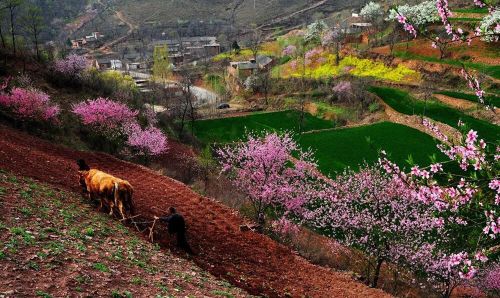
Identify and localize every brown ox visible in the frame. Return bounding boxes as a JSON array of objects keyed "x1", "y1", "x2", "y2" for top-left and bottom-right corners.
[{"x1": 77, "y1": 159, "x2": 134, "y2": 220}]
